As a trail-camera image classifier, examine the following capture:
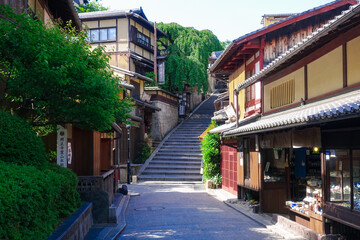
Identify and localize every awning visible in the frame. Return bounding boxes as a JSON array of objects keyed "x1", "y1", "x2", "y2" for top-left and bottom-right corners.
[{"x1": 223, "y1": 89, "x2": 360, "y2": 137}]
